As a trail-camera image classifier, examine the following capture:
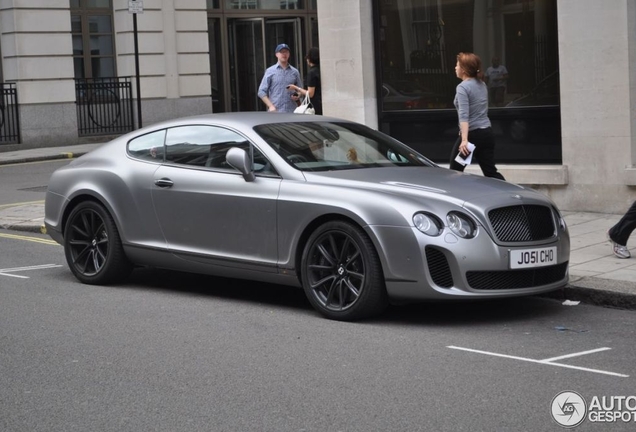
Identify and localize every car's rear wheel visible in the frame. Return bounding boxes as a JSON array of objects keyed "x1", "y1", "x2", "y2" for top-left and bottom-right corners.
[
  {"x1": 301, "y1": 221, "x2": 388, "y2": 321},
  {"x1": 64, "y1": 201, "x2": 132, "y2": 285}
]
